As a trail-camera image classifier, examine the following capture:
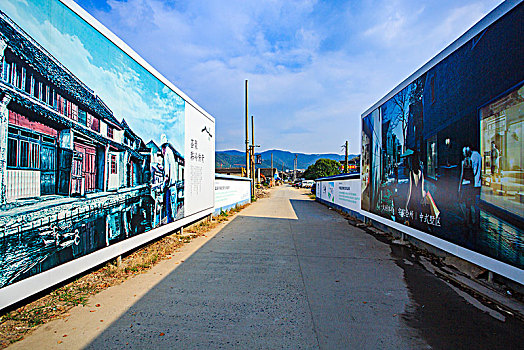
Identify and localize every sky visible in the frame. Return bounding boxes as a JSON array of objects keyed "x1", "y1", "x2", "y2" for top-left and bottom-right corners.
[
  {"x1": 3, "y1": 0, "x2": 186, "y2": 154},
  {"x1": 53, "y1": 0, "x2": 503, "y2": 154}
]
